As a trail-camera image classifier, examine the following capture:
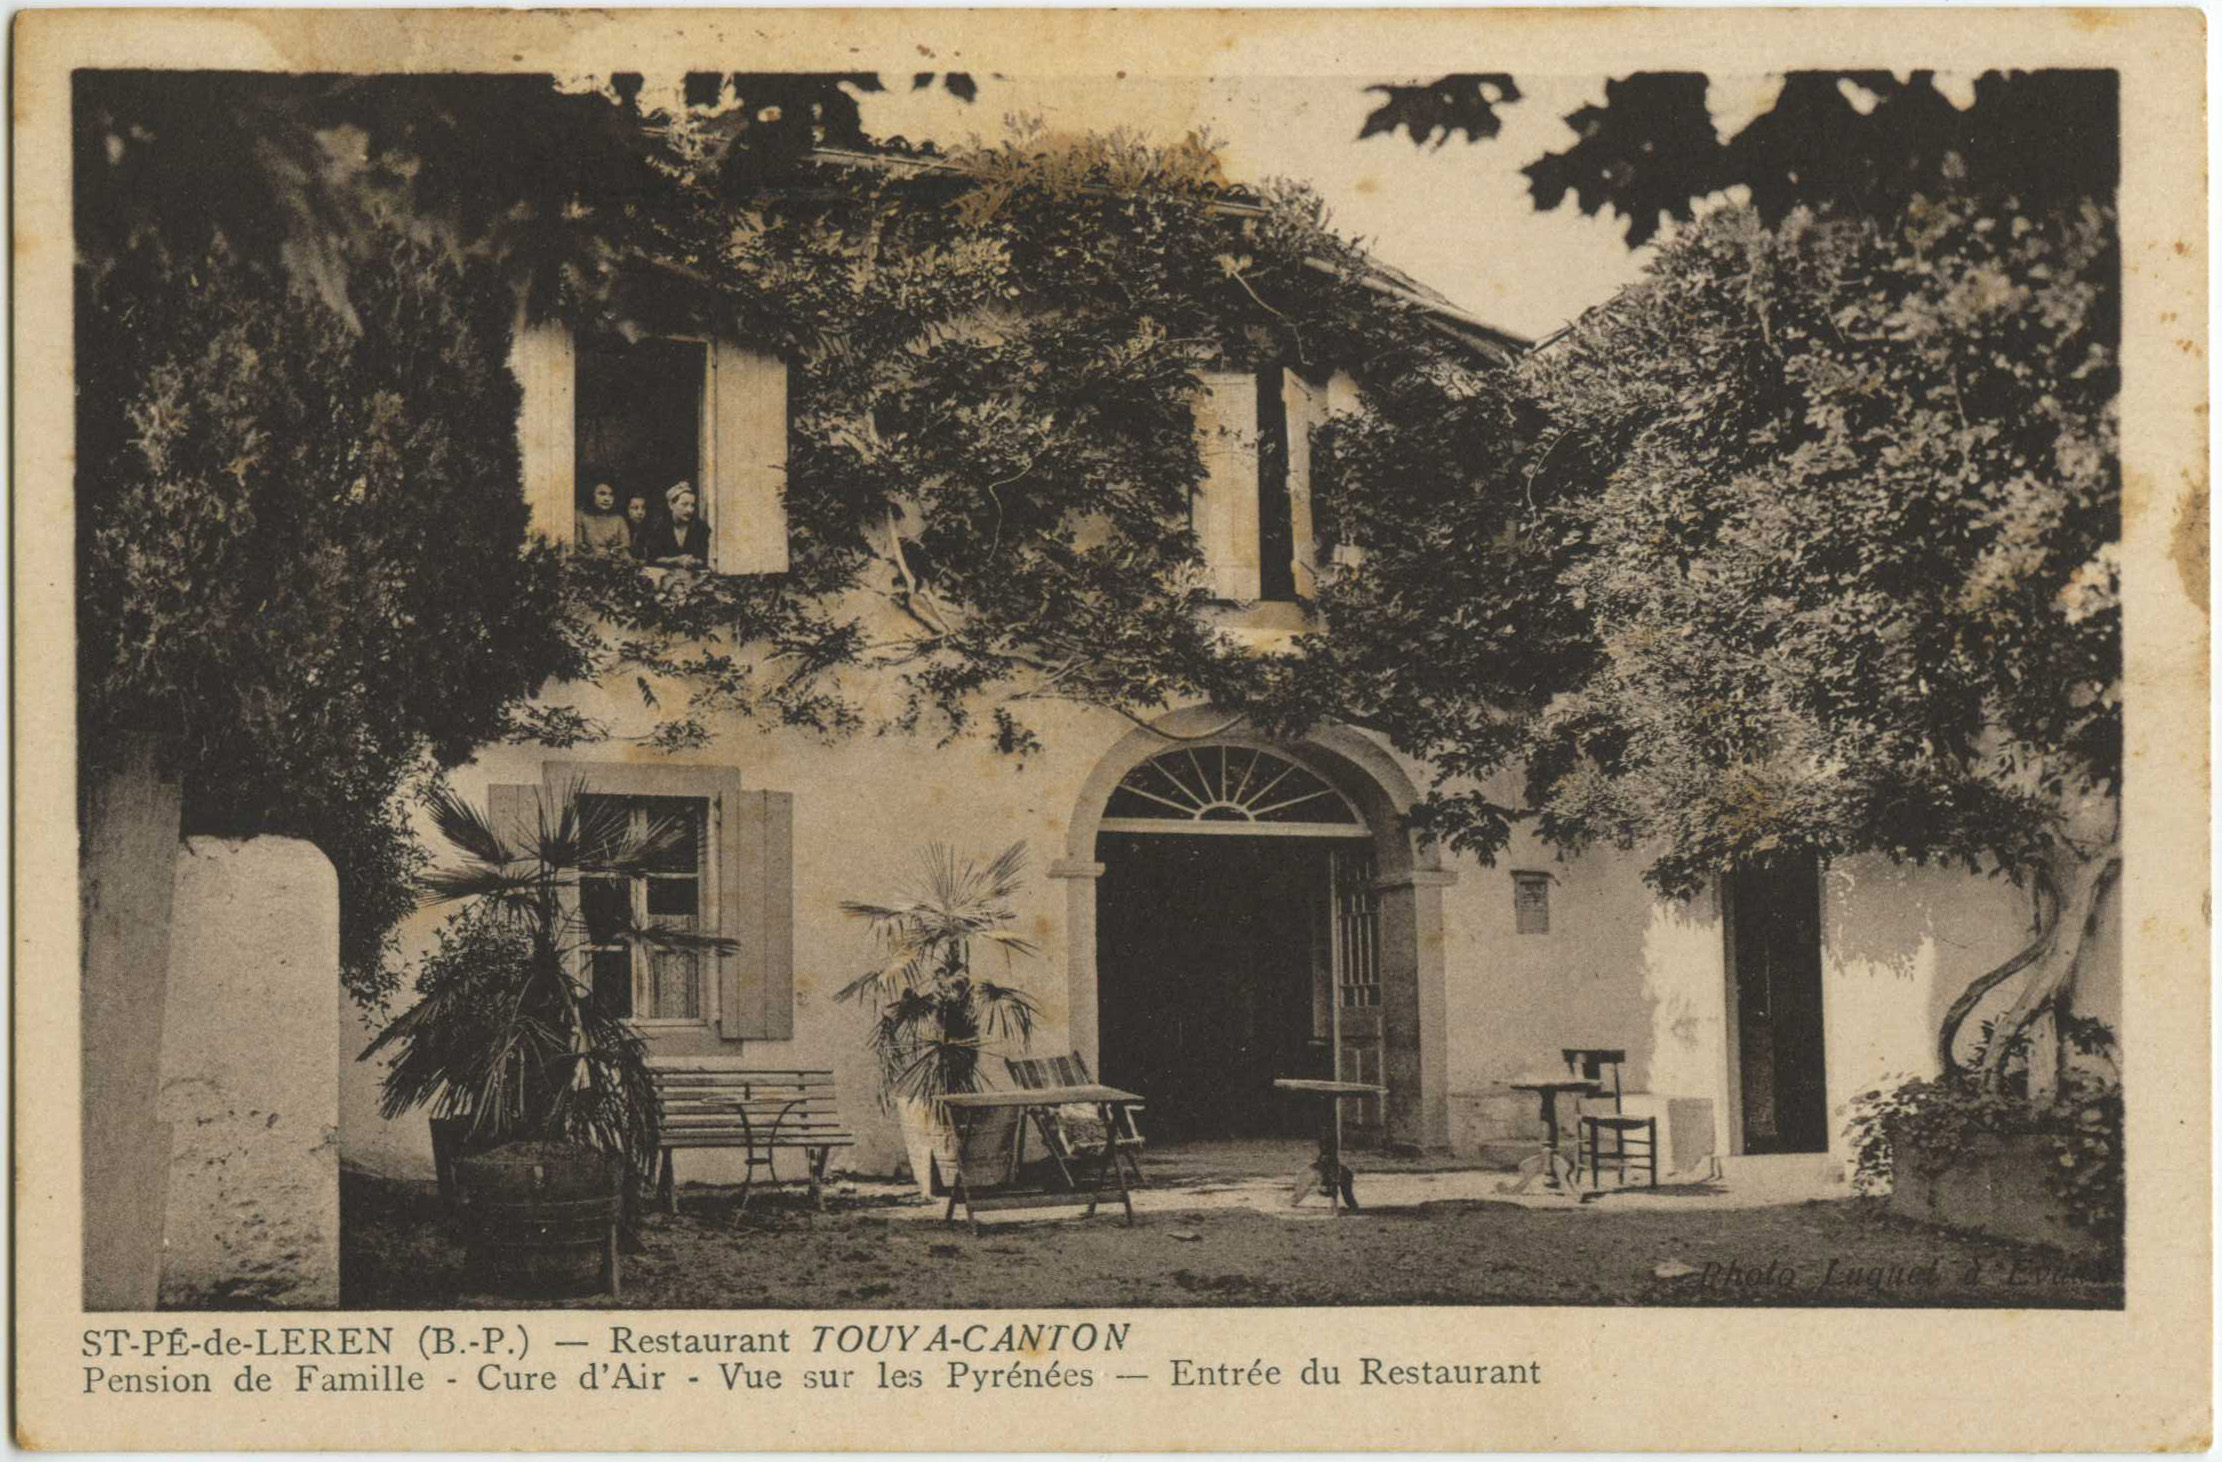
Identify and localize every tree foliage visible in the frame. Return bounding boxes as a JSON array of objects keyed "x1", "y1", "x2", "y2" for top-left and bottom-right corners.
[
  {"x1": 559, "y1": 123, "x2": 1461, "y2": 756},
  {"x1": 74, "y1": 73, "x2": 1465, "y2": 1005},
  {"x1": 1288, "y1": 187, "x2": 2117, "y2": 886},
  {"x1": 76, "y1": 207, "x2": 594, "y2": 1004},
  {"x1": 1523, "y1": 195, "x2": 2117, "y2": 894},
  {"x1": 1359, "y1": 74, "x2": 1523, "y2": 147},
  {"x1": 1361, "y1": 68, "x2": 2118, "y2": 245}
]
